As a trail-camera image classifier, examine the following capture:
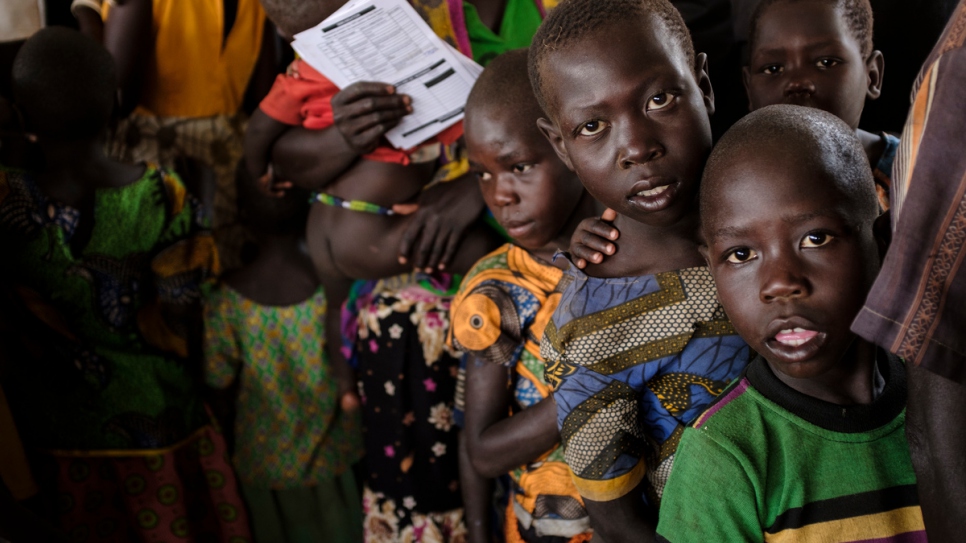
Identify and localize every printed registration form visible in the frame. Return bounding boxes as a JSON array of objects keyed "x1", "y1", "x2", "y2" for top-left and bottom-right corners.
[{"x1": 292, "y1": 0, "x2": 483, "y2": 149}]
